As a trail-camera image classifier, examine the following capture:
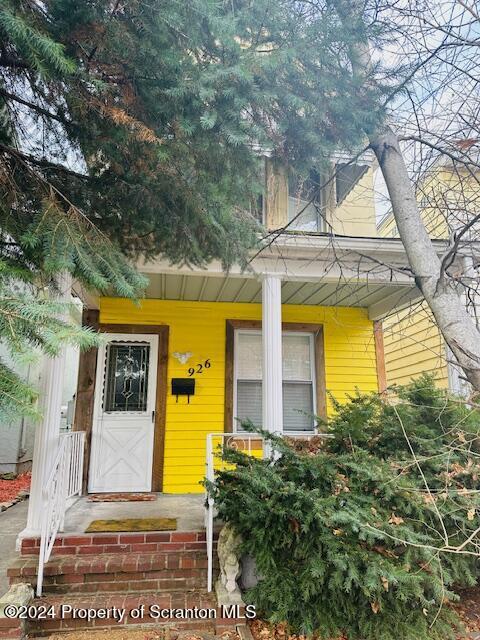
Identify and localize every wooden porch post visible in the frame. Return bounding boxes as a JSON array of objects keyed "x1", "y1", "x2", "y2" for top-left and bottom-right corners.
[
  {"x1": 73, "y1": 308, "x2": 100, "y2": 493},
  {"x1": 373, "y1": 320, "x2": 387, "y2": 394}
]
